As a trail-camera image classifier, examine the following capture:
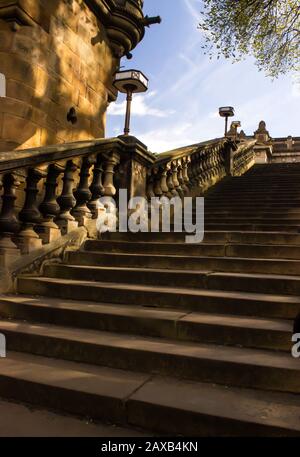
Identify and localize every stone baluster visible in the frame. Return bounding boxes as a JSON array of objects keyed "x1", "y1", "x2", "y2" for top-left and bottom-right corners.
[
  {"x1": 38, "y1": 163, "x2": 64, "y2": 244},
  {"x1": 171, "y1": 161, "x2": 182, "y2": 197},
  {"x1": 0, "y1": 173, "x2": 21, "y2": 267},
  {"x1": 102, "y1": 152, "x2": 120, "y2": 197},
  {"x1": 71, "y1": 156, "x2": 94, "y2": 226},
  {"x1": 196, "y1": 151, "x2": 205, "y2": 186},
  {"x1": 18, "y1": 168, "x2": 46, "y2": 255},
  {"x1": 198, "y1": 151, "x2": 207, "y2": 186},
  {"x1": 176, "y1": 160, "x2": 186, "y2": 197},
  {"x1": 88, "y1": 154, "x2": 105, "y2": 218},
  {"x1": 146, "y1": 169, "x2": 156, "y2": 199},
  {"x1": 153, "y1": 167, "x2": 163, "y2": 197},
  {"x1": 188, "y1": 154, "x2": 198, "y2": 188},
  {"x1": 160, "y1": 165, "x2": 169, "y2": 196},
  {"x1": 166, "y1": 163, "x2": 177, "y2": 198},
  {"x1": 182, "y1": 157, "x2": 190, "y2": 192},
  {"x1": 56, "y1": 160, "x2": 78, "y2": 235}
]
